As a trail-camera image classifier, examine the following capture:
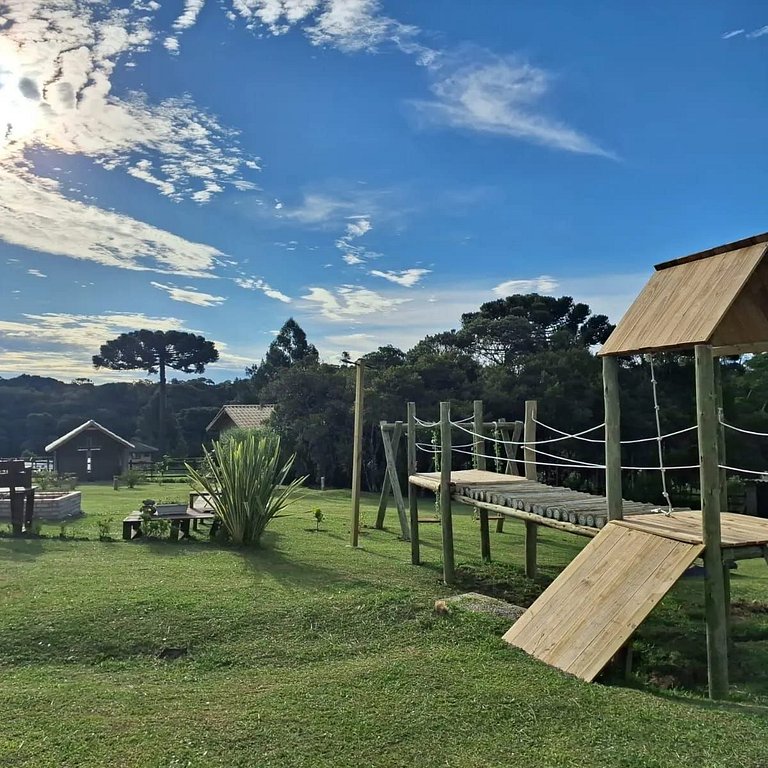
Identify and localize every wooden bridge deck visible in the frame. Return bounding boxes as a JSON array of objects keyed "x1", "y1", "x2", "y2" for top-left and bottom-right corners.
[
  {"x1": 410, "y1": 469, "x2": 768, "y2": 551},
  {"x1": 410, "y1": 469, "x2": 664, "y2": 533}
]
